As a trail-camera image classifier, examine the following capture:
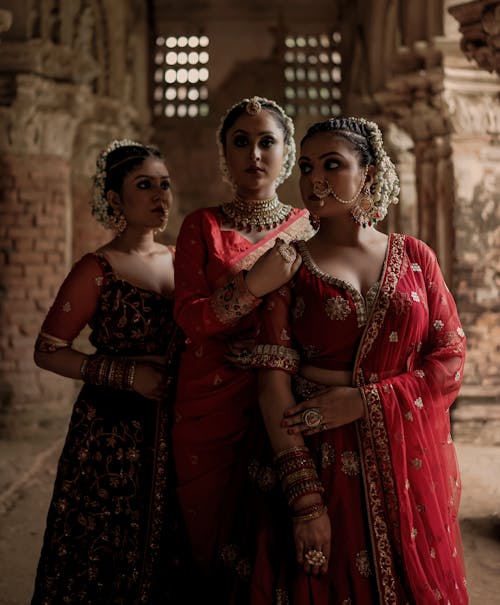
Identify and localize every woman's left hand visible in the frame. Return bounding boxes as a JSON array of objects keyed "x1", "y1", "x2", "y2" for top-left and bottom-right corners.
[{"x1": 281, "y1": 386, "x2": 366, "y2": 436}]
